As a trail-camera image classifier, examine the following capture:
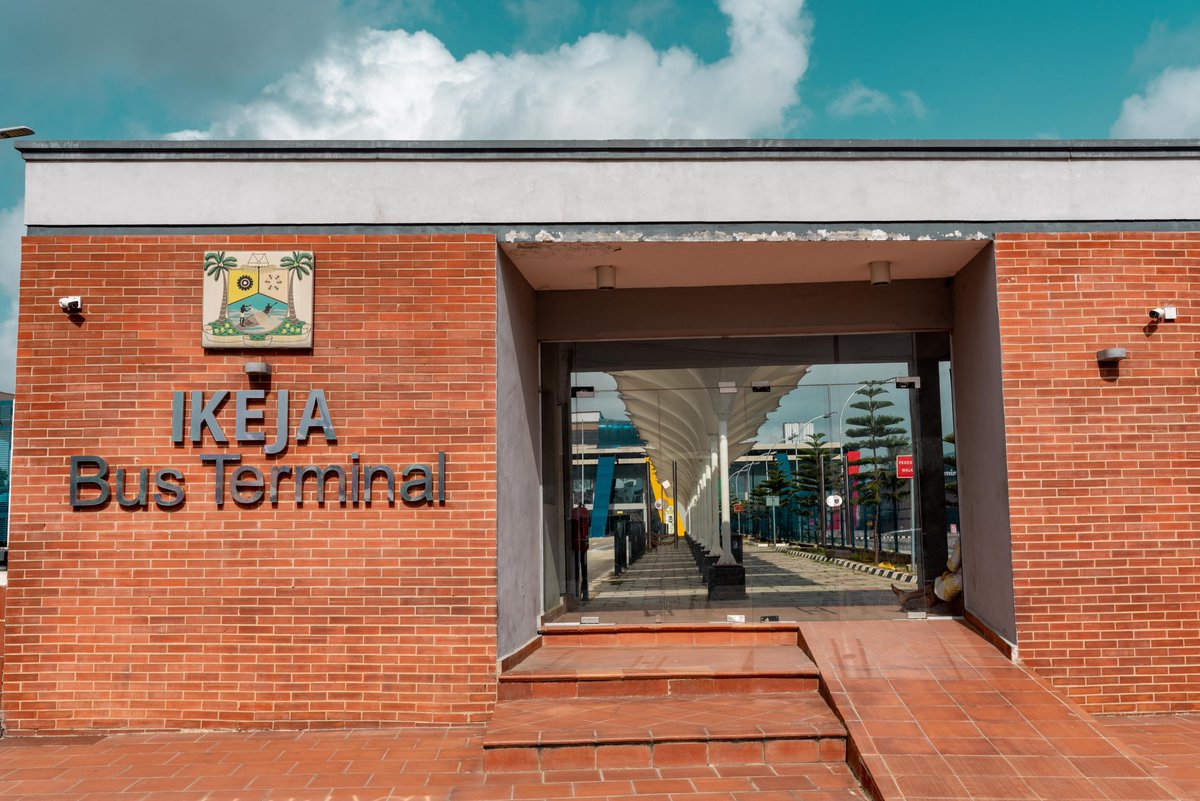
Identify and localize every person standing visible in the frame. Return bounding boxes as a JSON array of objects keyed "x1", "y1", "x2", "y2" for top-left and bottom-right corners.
[{"x1": 571, "y1": 503, "x2": 590, "y2": 602}]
